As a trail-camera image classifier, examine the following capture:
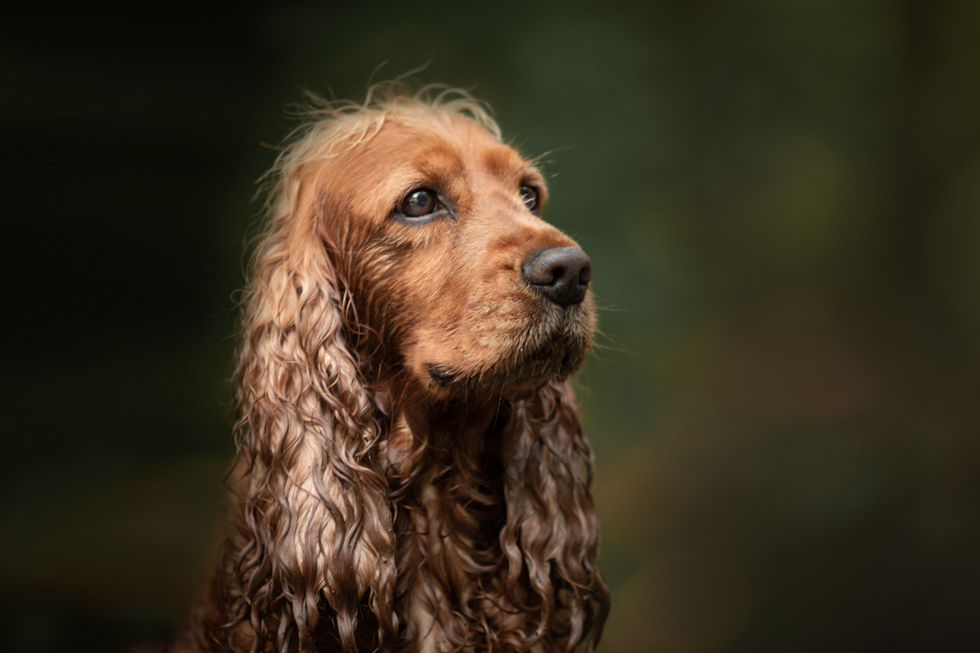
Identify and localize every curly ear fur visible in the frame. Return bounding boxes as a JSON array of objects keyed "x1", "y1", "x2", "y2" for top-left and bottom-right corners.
[
  {"x1": 500, "y1": 381, "x2": 610, "y2": 652},
  {"x1": 213, "y1": 193, "x2": 397, "y2": 653},
  {"x1": 385, "y1": 381, "x2": 609, "y2": 653}
]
